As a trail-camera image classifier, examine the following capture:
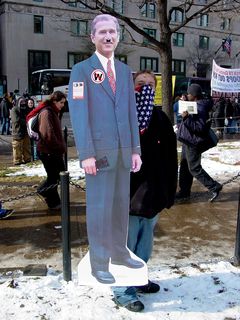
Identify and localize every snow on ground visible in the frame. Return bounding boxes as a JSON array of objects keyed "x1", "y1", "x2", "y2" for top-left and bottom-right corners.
[
  {"x1": 1, "y1": 141, "x2": 240, "y2": 319},
  {"x1": 1, "y1": 261, "x2": 240, "y2": 320},
  {"x1": 7, "y1": 141, "x2": 240, "y2": 181}
]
